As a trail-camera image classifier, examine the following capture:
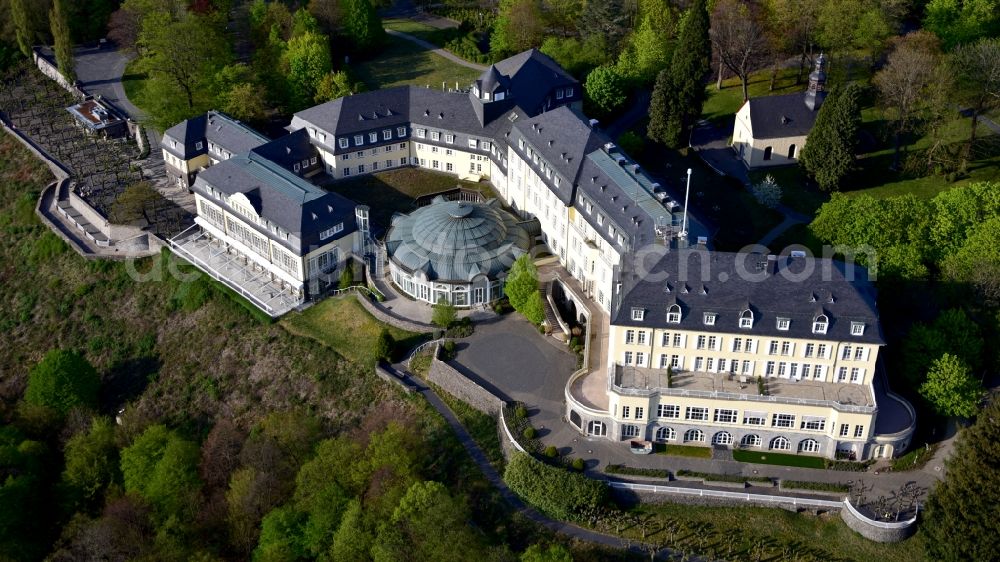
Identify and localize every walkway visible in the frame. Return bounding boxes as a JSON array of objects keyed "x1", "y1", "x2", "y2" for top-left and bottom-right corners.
[
  {"x1": 415, "y1": 380, "x2": 646, "y2": 554},
  {"x1": 384, "y1": 29, "x2": 487, "y2": 72}
]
